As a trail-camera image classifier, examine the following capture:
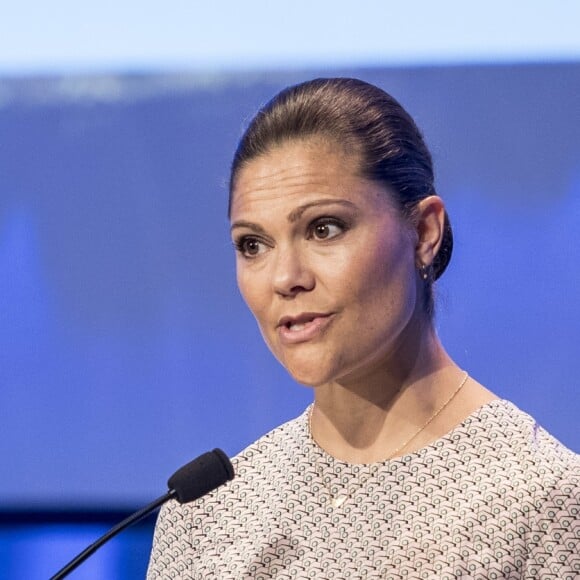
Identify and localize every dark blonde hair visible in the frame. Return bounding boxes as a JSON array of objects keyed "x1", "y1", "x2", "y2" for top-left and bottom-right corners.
[{"x1": 229, "y1": 78, "x2": 453, "y2": 316}]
